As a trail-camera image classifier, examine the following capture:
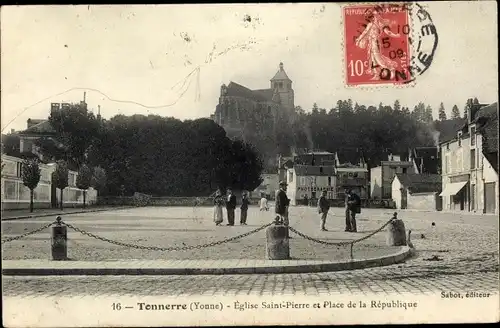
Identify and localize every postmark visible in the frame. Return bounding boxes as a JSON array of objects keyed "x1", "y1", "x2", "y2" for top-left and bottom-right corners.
[{"x1": 342, "y1": 2, "x2": 438, "y2": 87}]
